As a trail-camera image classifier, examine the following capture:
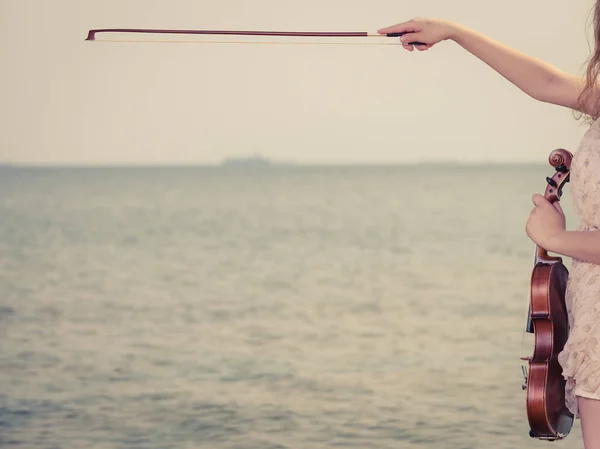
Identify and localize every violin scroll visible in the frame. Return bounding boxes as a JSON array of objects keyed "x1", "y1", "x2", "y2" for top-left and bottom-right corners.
[
  {"x1": 536, "y1": 149, "x2": 573, "y2": 265},
  {"x1": 545, "y1": 149, "x2": 572, "y2": 203}
]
